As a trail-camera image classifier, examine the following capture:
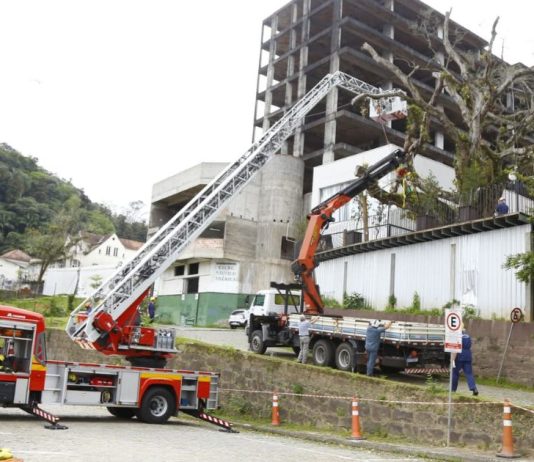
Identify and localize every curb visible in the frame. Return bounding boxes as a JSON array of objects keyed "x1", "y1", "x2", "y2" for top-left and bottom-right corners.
[{"x1": 231, "y1": 423, "x2": 534, "y2": 462}]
